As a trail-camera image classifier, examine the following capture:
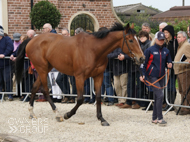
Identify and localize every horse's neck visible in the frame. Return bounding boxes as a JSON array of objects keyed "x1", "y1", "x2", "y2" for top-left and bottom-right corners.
[{"x1": 95, "y1": 31, "x2": 122, "y2": 57}]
